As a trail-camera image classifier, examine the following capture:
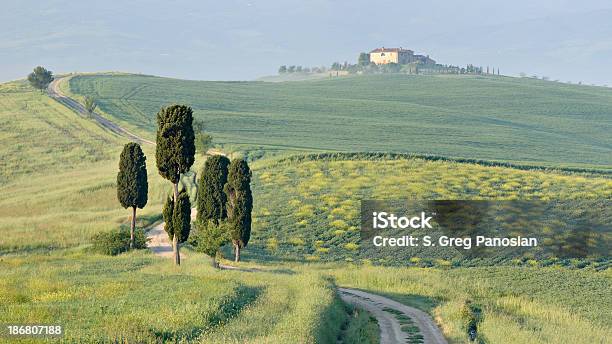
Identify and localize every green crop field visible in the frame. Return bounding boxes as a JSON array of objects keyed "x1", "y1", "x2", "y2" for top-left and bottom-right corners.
[
  {"x1": 247, "y1": 154, "x2": 611, "y2": 263},
  {"x1": 66, "y1": 73, "x2": 612, "y2": 169},
  {"x1": 0, "y1": 74, "x2": 610, "y2": 343}
]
